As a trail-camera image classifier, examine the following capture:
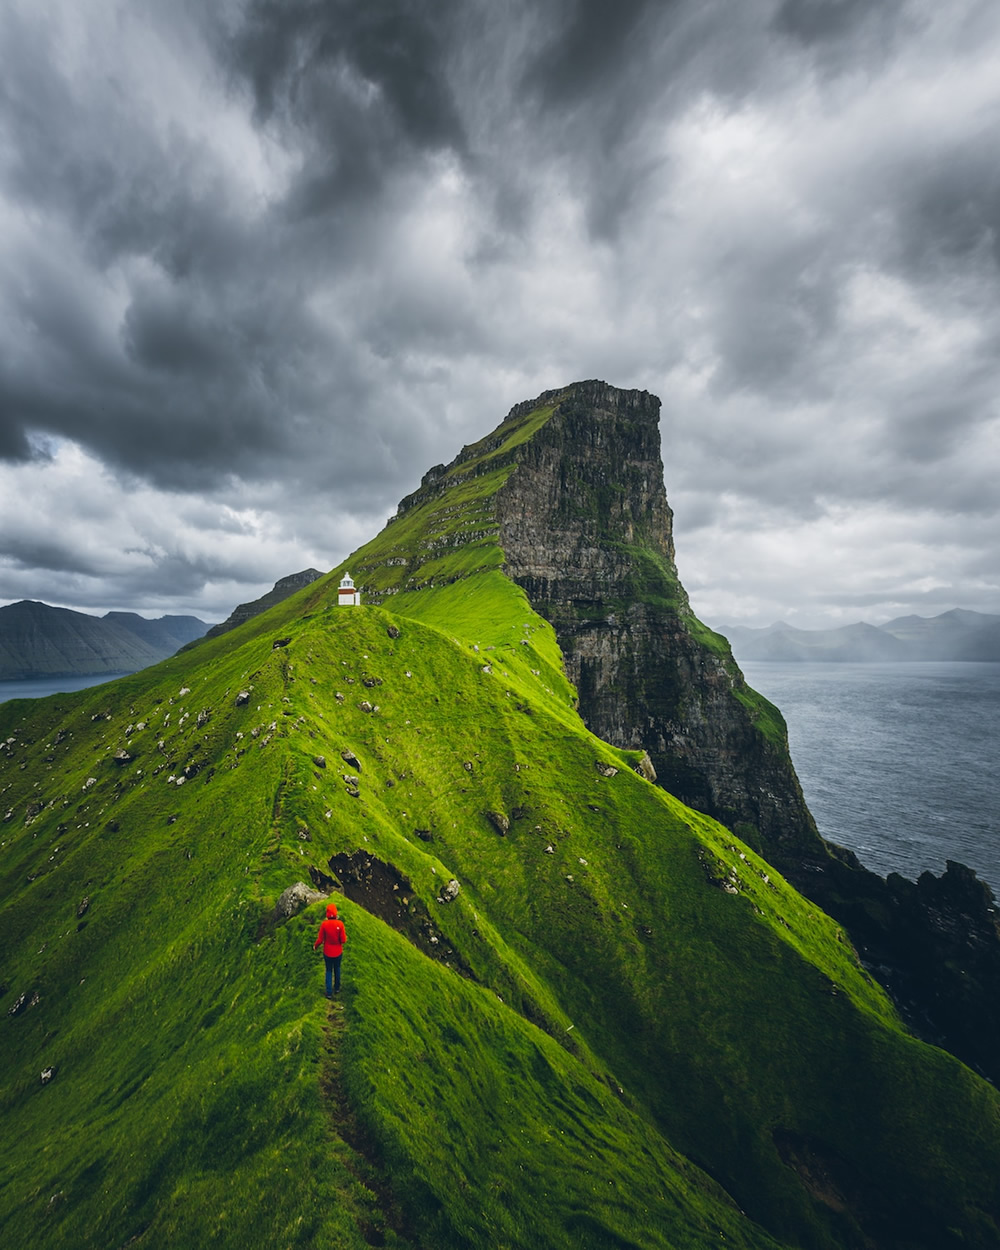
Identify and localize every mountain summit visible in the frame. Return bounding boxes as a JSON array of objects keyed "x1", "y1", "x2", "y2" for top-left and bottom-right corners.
[{"x1": 3, "y1": 383, "x2": 1000, "y2": 1249}]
